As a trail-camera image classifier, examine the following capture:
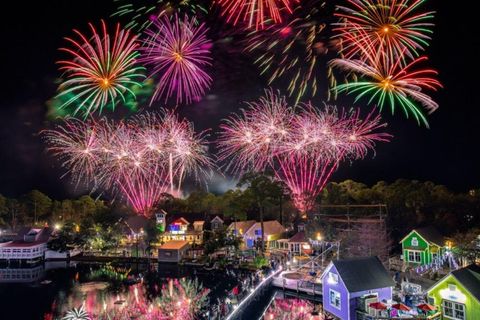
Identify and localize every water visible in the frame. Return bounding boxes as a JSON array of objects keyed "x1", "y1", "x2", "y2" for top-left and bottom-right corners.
[{"x1": 0, "y1": 261, "x2": 257, "y2": 320}]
